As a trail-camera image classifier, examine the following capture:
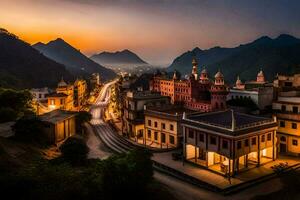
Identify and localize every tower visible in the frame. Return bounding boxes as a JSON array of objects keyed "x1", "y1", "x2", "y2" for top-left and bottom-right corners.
[
  {"x1": 257, "y1": 69, "x2": 265, "y2": 83},
  {"x1": 199, "y1": 67, "x2": 209, "y2": 84},
  {"x1": 235, "y1": 75, "x2": 245, "y2": 89},
  {"x1": 191, "y1": 57, "x2": 198, "y2": 80},
  {"x1": 210, "y1": 70, "x2": 228, "y2": 110}
]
